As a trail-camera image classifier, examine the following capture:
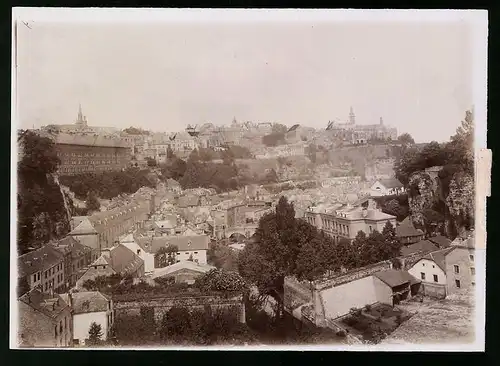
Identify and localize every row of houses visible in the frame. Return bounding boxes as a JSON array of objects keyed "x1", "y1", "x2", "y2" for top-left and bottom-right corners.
[
  {"x1": 18, "y1": 288, "x2": 115, "y2": 348},
  {"x1": 284, "y1": 232, "x2": 476, "y2": 328}
]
